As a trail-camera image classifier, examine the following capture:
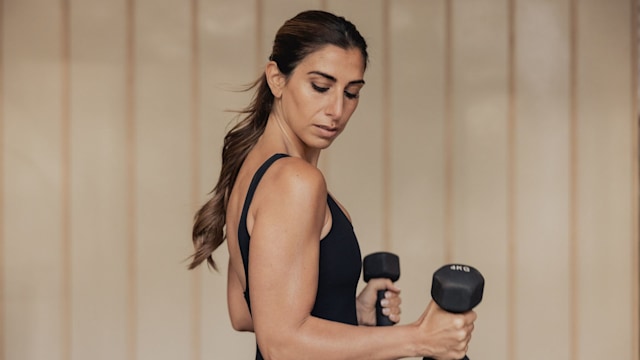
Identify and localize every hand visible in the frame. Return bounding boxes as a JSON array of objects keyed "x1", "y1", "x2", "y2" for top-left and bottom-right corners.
[
  {"x1": 356, "y1": 278, "x2": 401, "y2": 326},
  {"x1": 415, "y1": 301, "x2": 476, "y2": 360}
]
